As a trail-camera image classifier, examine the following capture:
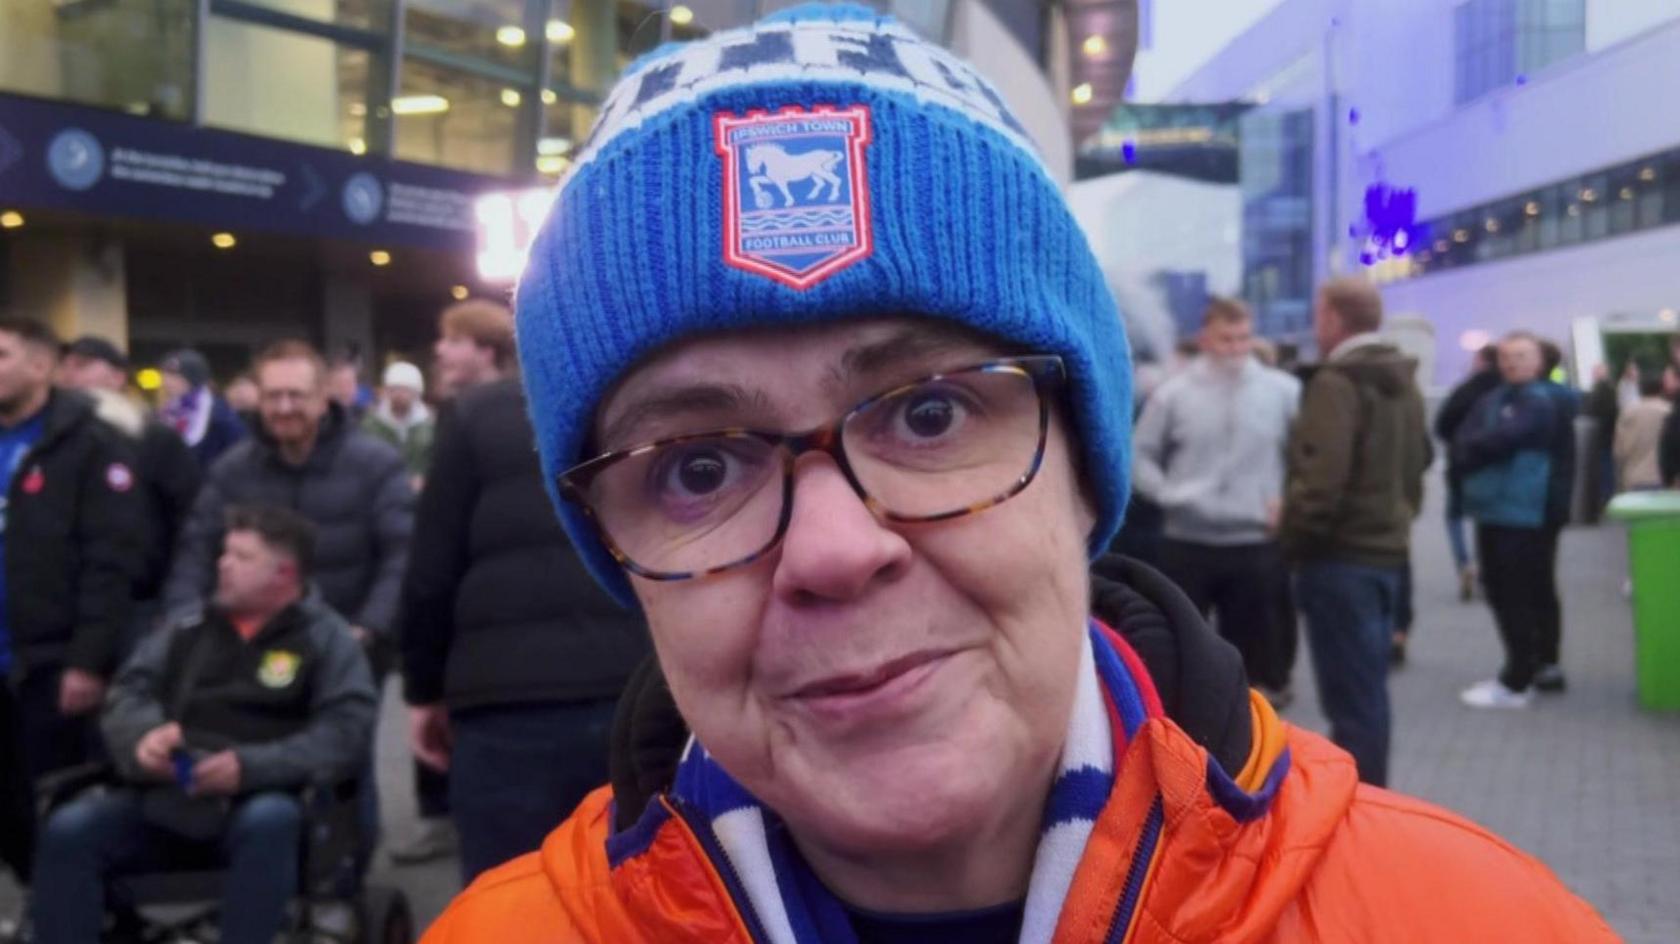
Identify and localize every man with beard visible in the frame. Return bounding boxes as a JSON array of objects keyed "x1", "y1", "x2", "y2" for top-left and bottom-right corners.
[{"x1": 1133, "y1": 297, "x2": 1300, "y2": 706}]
